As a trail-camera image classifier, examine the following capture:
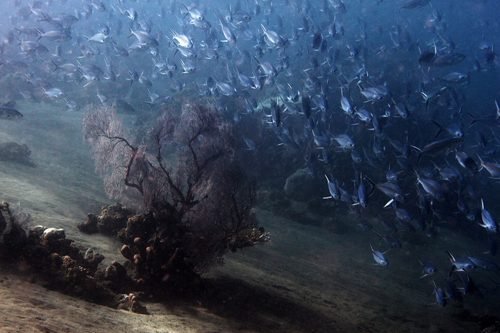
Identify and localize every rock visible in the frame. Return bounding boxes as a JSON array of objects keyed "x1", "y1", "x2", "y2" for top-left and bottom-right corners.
[
  {"x1": 77, "y1": 214, "x2": 99, "y2": 234},
  {"x1": 283, "y1": 168, "x2": 321, "y2": 202},
  {"x1": 0, "y1": 141, "x2": 35, "y2": 166},
  {"x1": 29, "y1": 225, "x2": 47, "y2": 237},
  {"x1": 78, "y1": 204, "x2": 135, "y2": 236},
  {"x1": 115, "y1": 293, "x2": 148, "y2": 314},
  {"x1": 84, "y1": 248, "x2": 104, "y2": 271},
  {"x1": 120, "y1": 245, "x2": 133, "y2": 260},
  {"x1": 121, "y1": 214, "x2": 156, "y2": 242},
  {"x1": 0, "y1": 202, "x2": 143, "y2": 312},
  {"x1": 104, "y1": 261, "x2": 128, "y2": 282},
  {"x1": 42, "y1": 228, "x2": 65, "y2": 241},
  {"x1": 97, "y1": 204, "x2": 134, "y2": 235}
]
